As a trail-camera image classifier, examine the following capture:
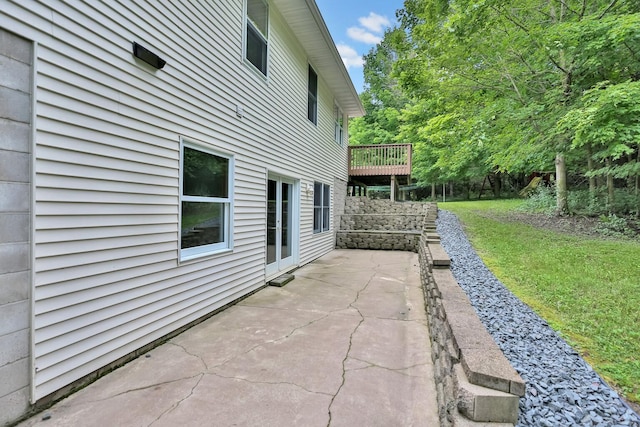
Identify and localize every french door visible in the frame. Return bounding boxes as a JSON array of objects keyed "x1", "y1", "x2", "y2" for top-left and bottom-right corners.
[{"x1": 266, "y1": 174, "x2": 298, "y2": 278}]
